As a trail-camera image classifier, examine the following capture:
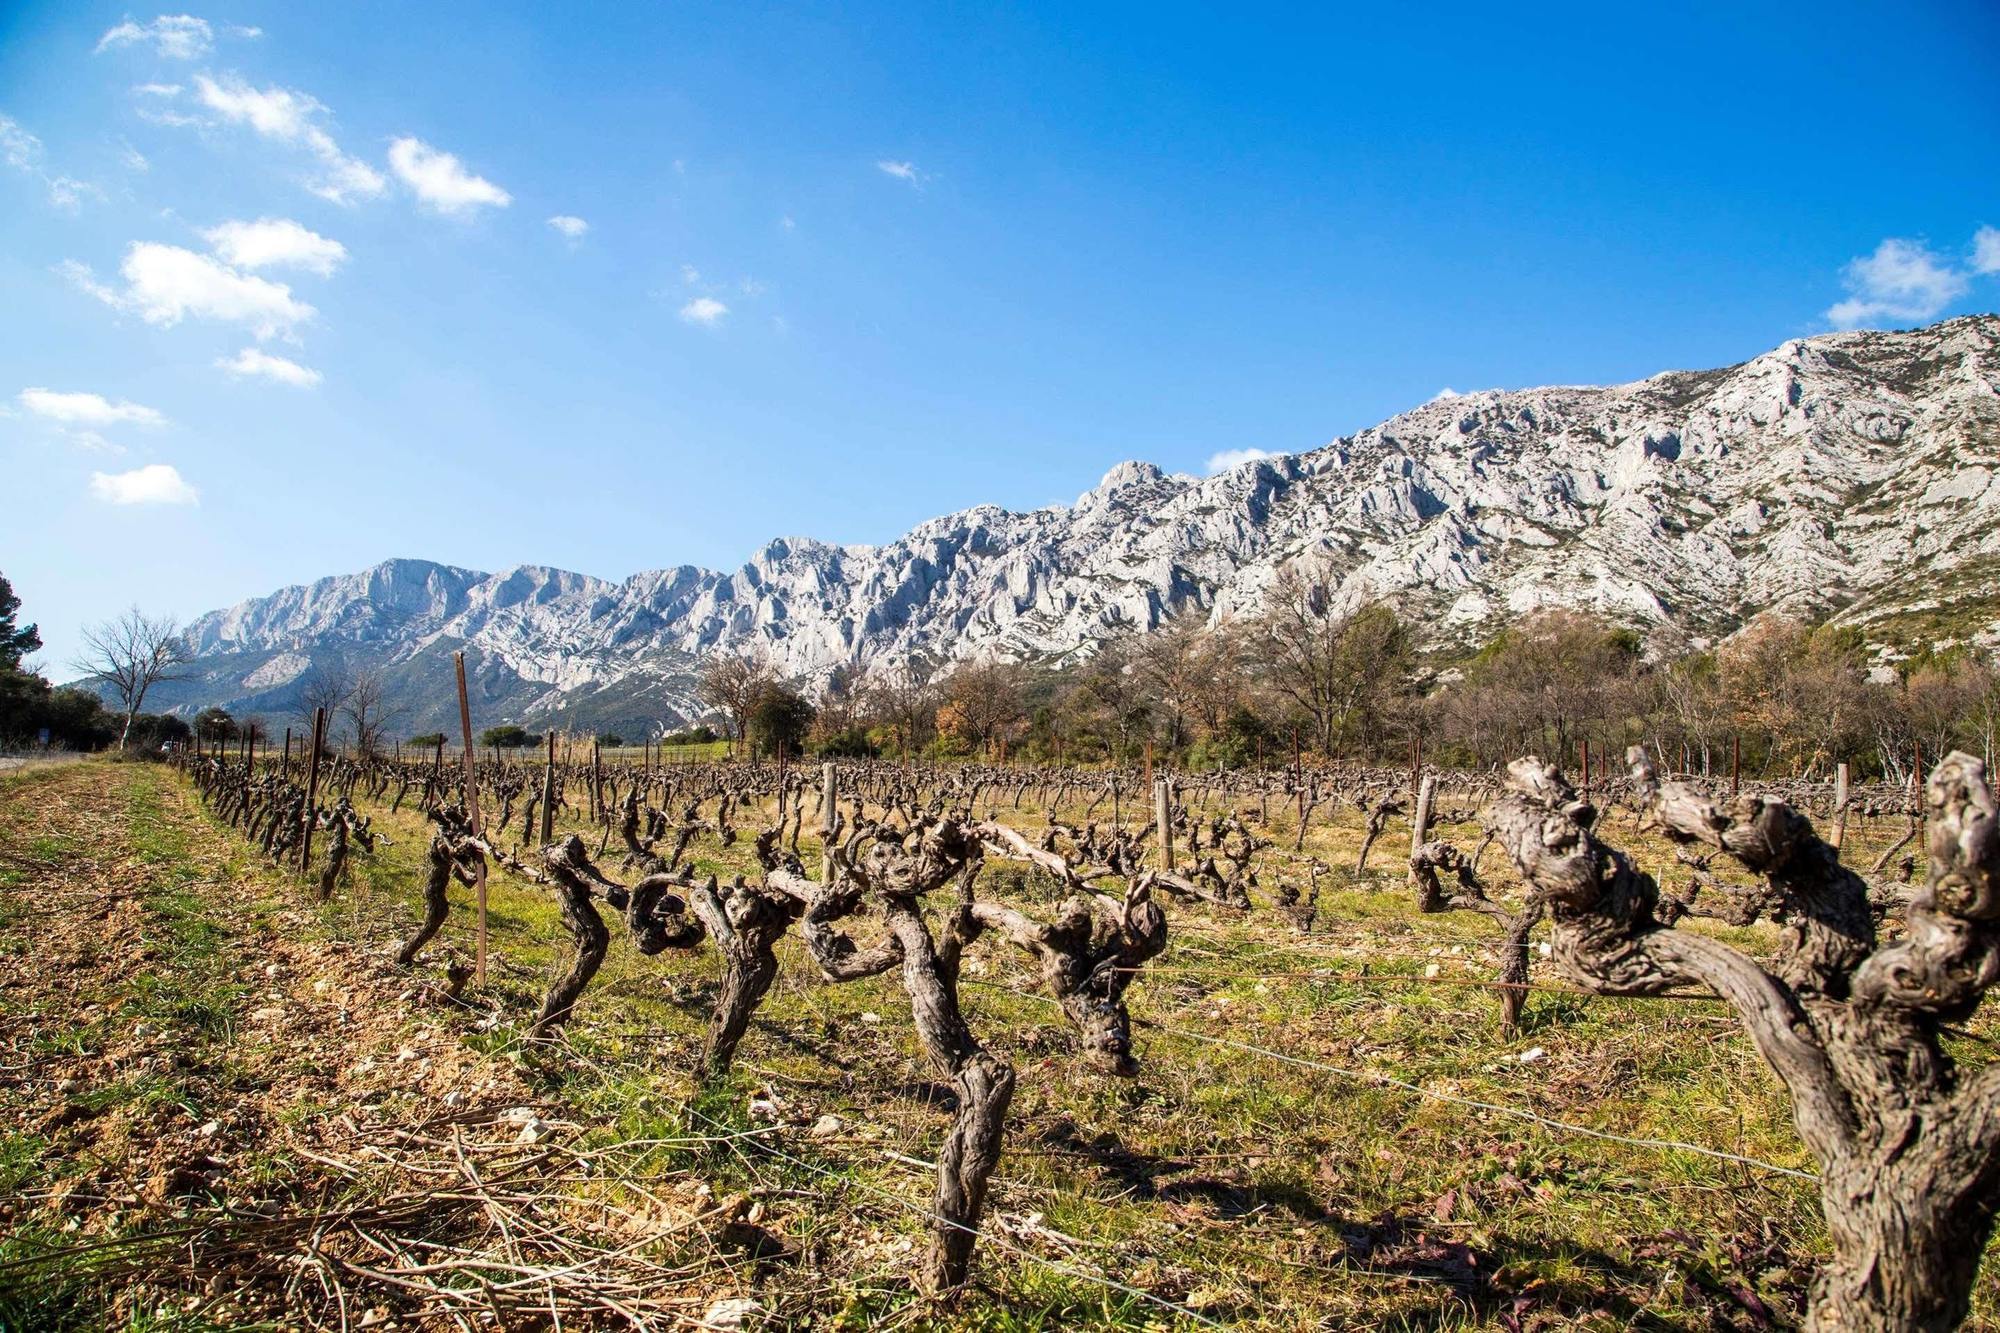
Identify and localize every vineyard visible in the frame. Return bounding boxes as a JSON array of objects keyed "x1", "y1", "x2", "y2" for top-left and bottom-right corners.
[{"x1": 2, "y1": 733, "x2": 1996, "y2": 1331}]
